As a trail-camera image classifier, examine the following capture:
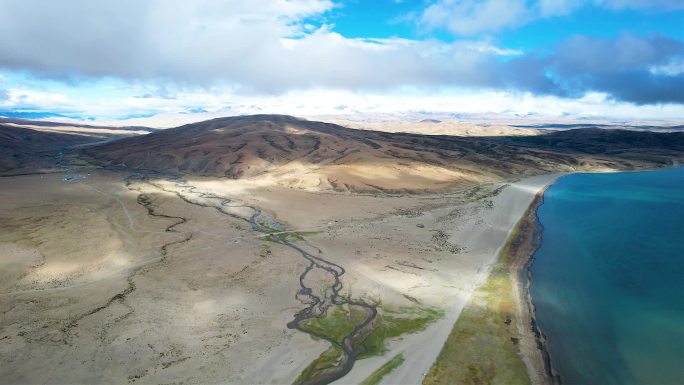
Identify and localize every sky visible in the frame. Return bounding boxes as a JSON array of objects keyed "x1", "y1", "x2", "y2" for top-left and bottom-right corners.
[{"x1": 0, "y1": 0, "x2": 682, "y2": 125}]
